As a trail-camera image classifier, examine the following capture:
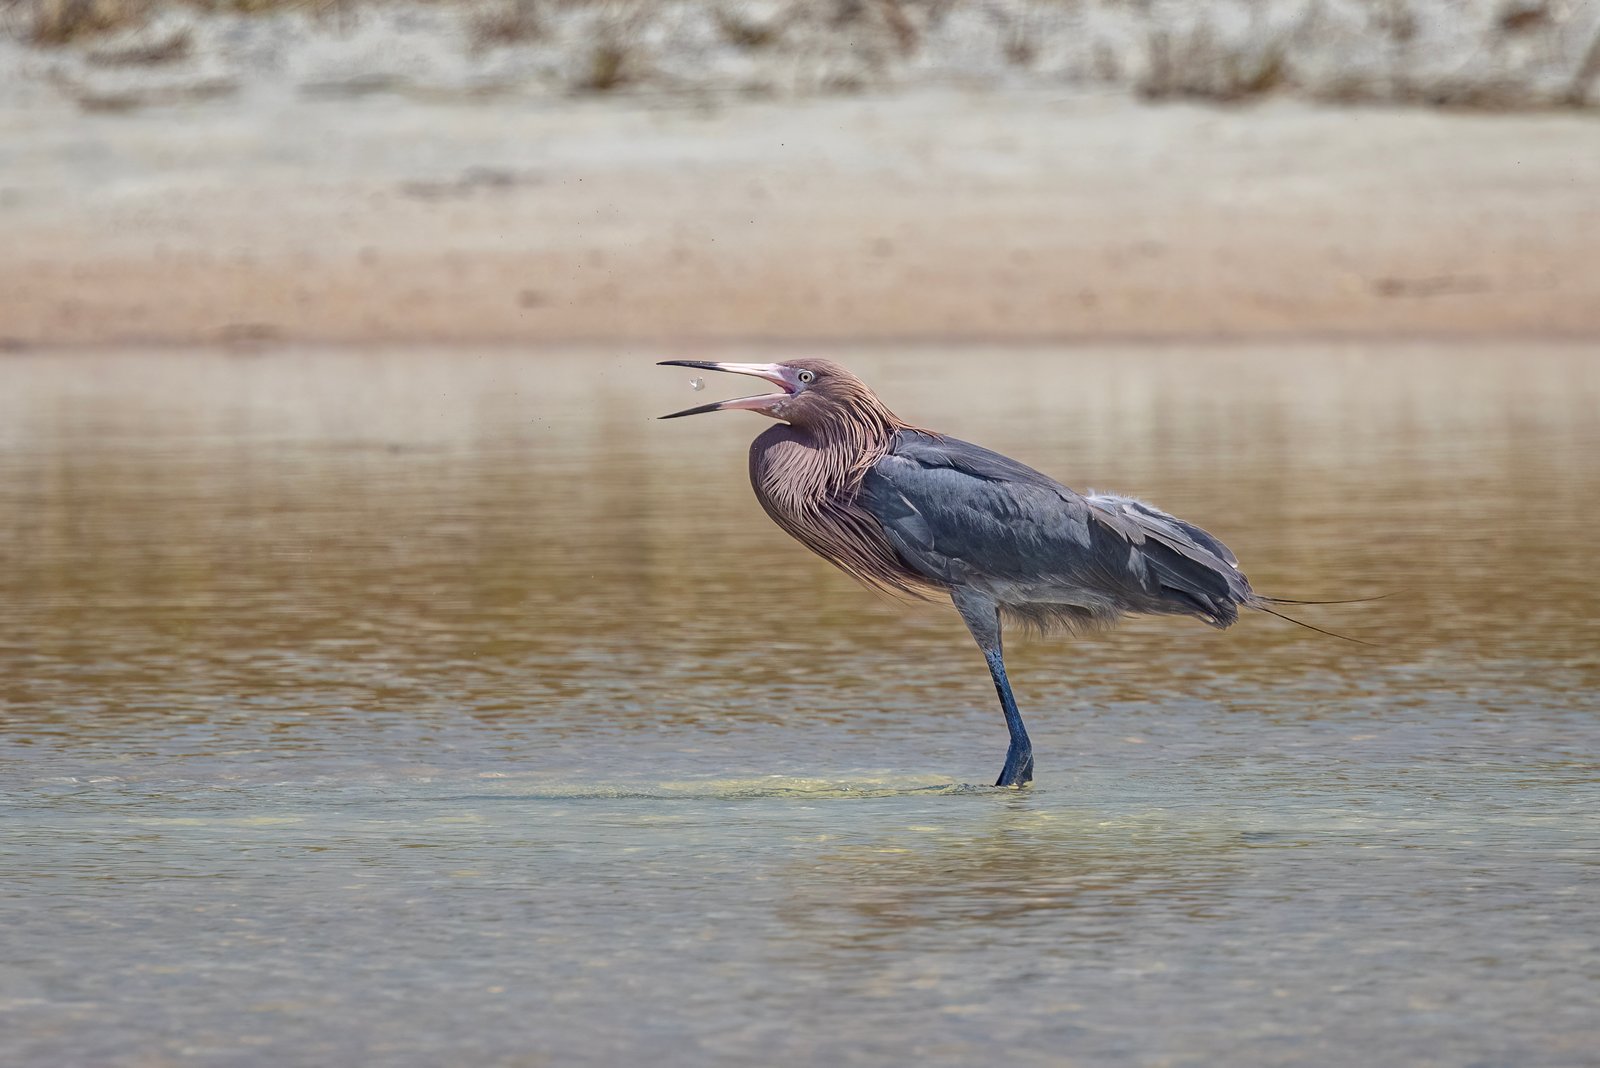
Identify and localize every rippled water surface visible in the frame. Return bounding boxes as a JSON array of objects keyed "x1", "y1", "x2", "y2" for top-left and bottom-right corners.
[{"x1": 2, "y1": 345, "x2": 1597, "y2": 1066}]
